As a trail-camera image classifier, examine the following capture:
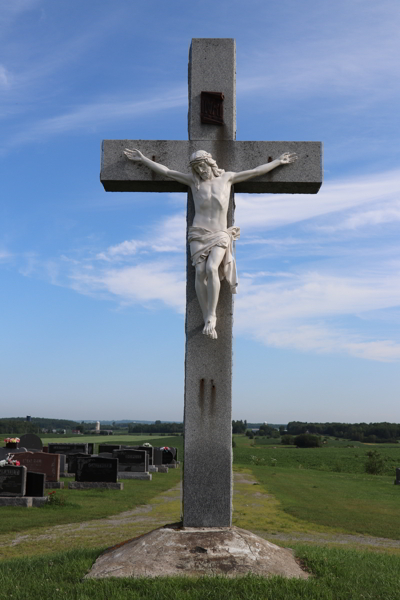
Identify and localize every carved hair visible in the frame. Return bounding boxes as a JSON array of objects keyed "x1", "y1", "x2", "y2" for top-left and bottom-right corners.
[{"x1": 189, "y1": 151, "x2": 225, "y2": 189}]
